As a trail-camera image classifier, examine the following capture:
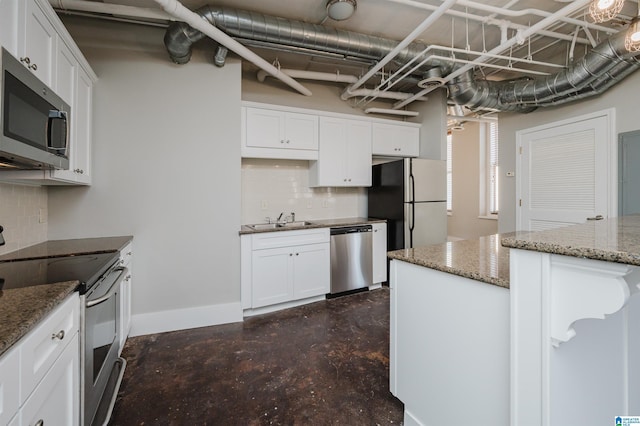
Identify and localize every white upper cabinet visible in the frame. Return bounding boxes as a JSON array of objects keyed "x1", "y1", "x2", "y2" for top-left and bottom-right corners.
[
  {"x1": 243, "y1": 107, "x2": 319, "y2": 160},
  {"x1": 372, "y1": 122, "x2": 420, "y2": 157},
  {"x1": 0, "y1": 0, "x2": 20, "y2": 56},
  {"x1": 309, "y1": 116, "x2": 372, "y2": 187},
  {"x1": 0, "y1": 0, "x2": 96, "y2": 186},
  {"x1": 21, "y1": 0, "x2": 56, "y2": 87}
]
